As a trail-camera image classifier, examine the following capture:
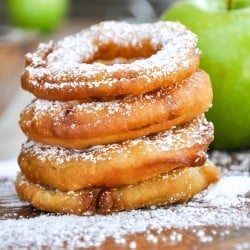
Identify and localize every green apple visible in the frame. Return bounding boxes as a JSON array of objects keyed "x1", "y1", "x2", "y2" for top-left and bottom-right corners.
[
  {"x1": 6, "y1": 0, "x2": 69, "y2": 32},
  {"x1": 162, "y1": 0, "x2": 250, "y2": 149}
]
